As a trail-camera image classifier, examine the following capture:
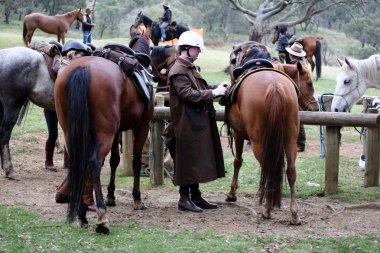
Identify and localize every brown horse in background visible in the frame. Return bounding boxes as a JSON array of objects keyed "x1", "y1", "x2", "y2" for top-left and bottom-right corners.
[
  {"x1": 23, "y1": 8, "x2": 83, "y2": 46},
  {"x1": 226, "y1": 66, "x2": 302, "y2": 225},
  {"x1": 55, "y1": 56, "x2": 154, "y2": 234},
  {"x1": 272, "y1": 29, "x2": 322, "y2": 80}
]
